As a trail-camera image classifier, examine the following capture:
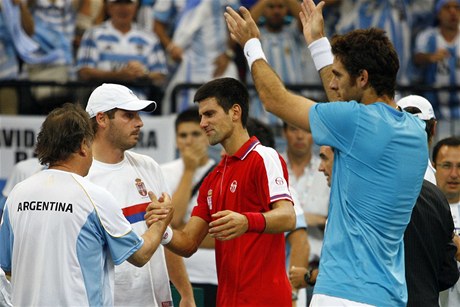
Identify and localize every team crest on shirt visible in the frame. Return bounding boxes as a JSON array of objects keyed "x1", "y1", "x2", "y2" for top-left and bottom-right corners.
[
  {"x1": 230, "y1": 180, "x2": 237, "y2": 193},
  {"x1": 275, "y1": 177, "x2": 285, "y2": 185},
  {"x1": 135, "y1": 178, "x2": 148, "y2": 196},
  {"x1": 207, "y1": 189, "x2": 213, "y2": 210}
]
